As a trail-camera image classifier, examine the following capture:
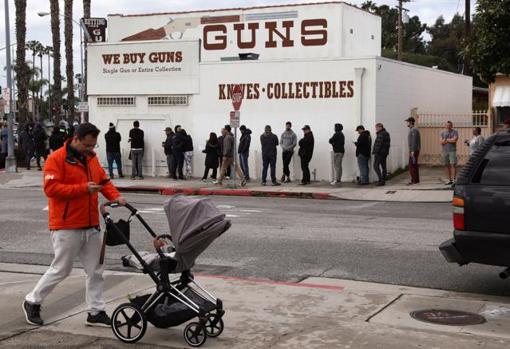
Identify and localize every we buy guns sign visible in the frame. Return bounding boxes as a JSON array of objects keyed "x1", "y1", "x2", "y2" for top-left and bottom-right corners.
[{"x1": 230, "y1": 84, "x2": 243, "y2": 111}]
